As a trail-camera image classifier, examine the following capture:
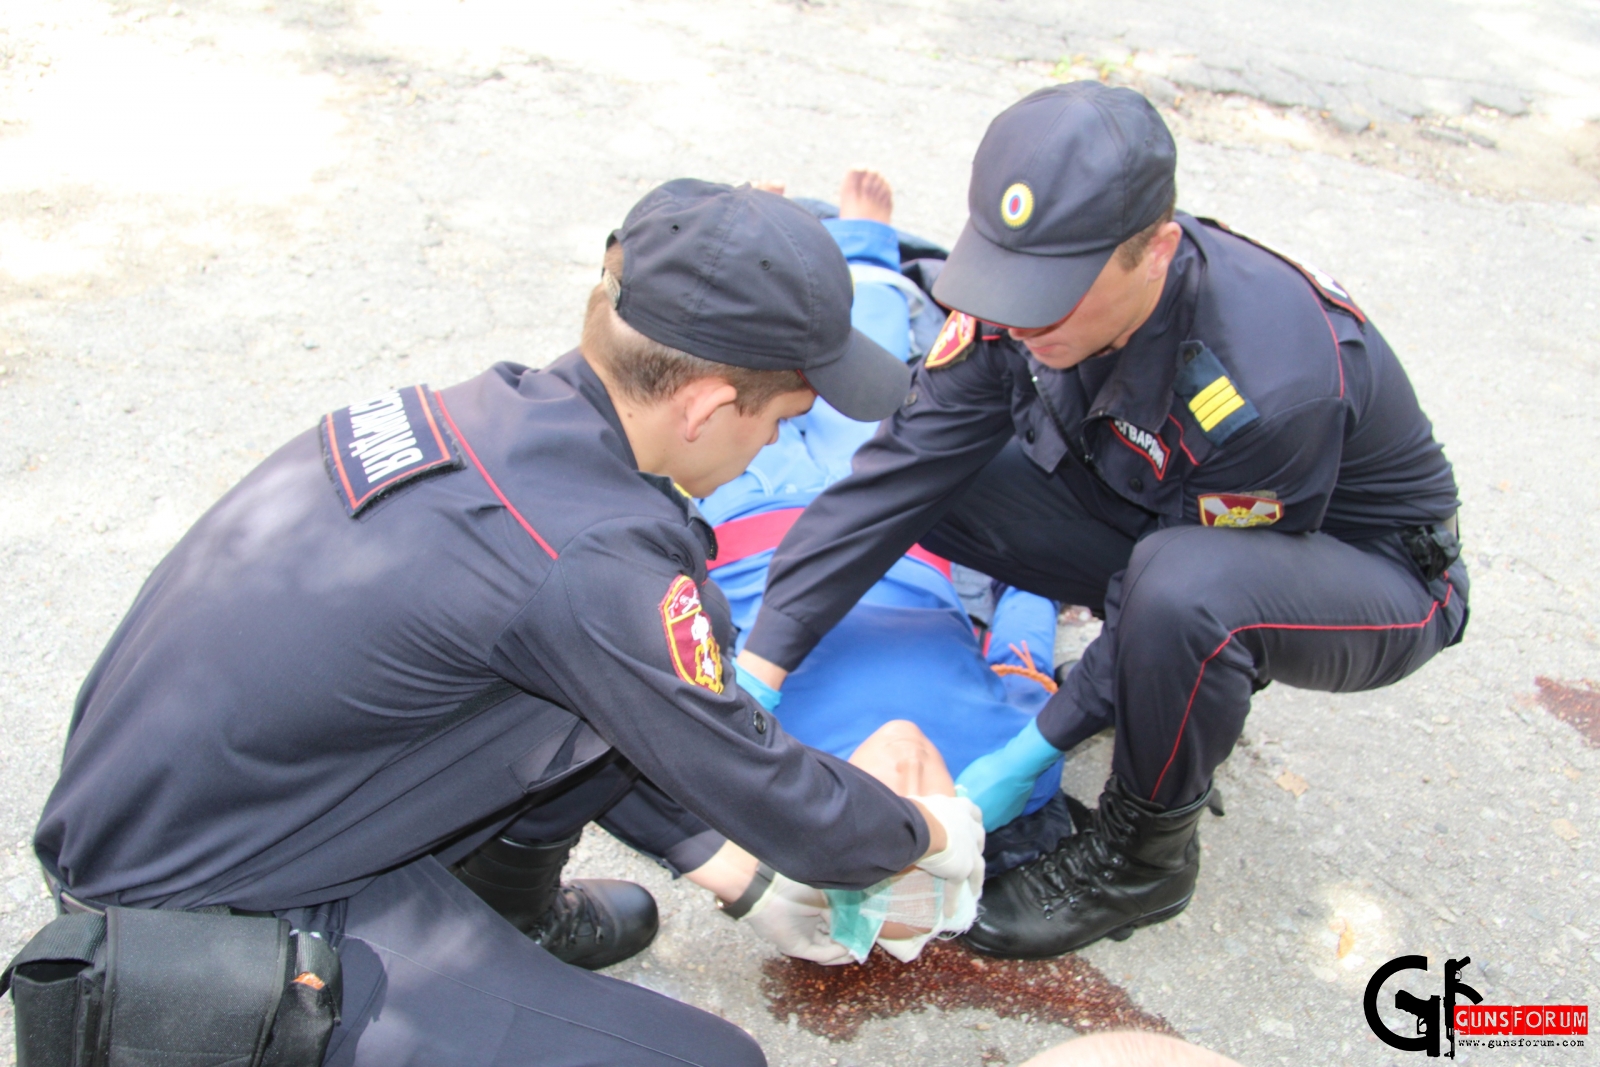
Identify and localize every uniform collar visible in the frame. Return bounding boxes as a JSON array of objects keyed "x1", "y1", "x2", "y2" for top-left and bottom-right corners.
[
  {"x1": 1081, "y1": 231, "x2": 1202, "y2": 433},
  {"x1": 539, "y1": 349, "x2": 718, "y2": 560},
  {"x1": 541, "y1": 349, "x2": 638, "y2": 470}
]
